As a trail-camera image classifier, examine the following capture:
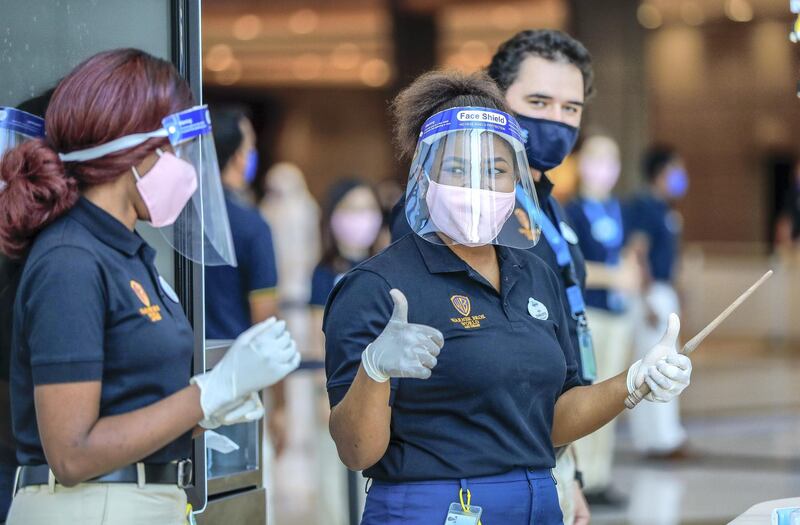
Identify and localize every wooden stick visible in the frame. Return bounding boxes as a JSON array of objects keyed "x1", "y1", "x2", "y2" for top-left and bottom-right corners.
[{"x1": 624, "y1": 270, "x2": 773, "y2": 409}]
